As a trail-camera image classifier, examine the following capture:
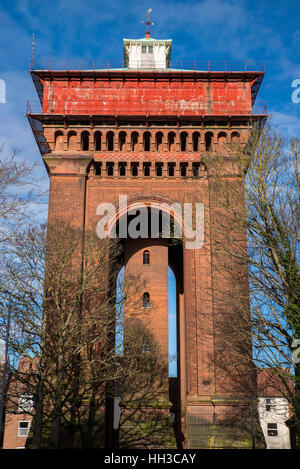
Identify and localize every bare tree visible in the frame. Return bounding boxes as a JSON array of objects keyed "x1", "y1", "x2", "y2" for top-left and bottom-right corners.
[
  {"x1": 2, "y1": 221, "x2": 170, "y2": 448},
  {"x1": 200, "y1": 122, "x2": 299, "y2": 447},
  {"x1": 0, "y1": 146, "x2": 46, "y2": 447},
  {"x1": 0, "y1": 146, "x2": 45, "y2": 251}
]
